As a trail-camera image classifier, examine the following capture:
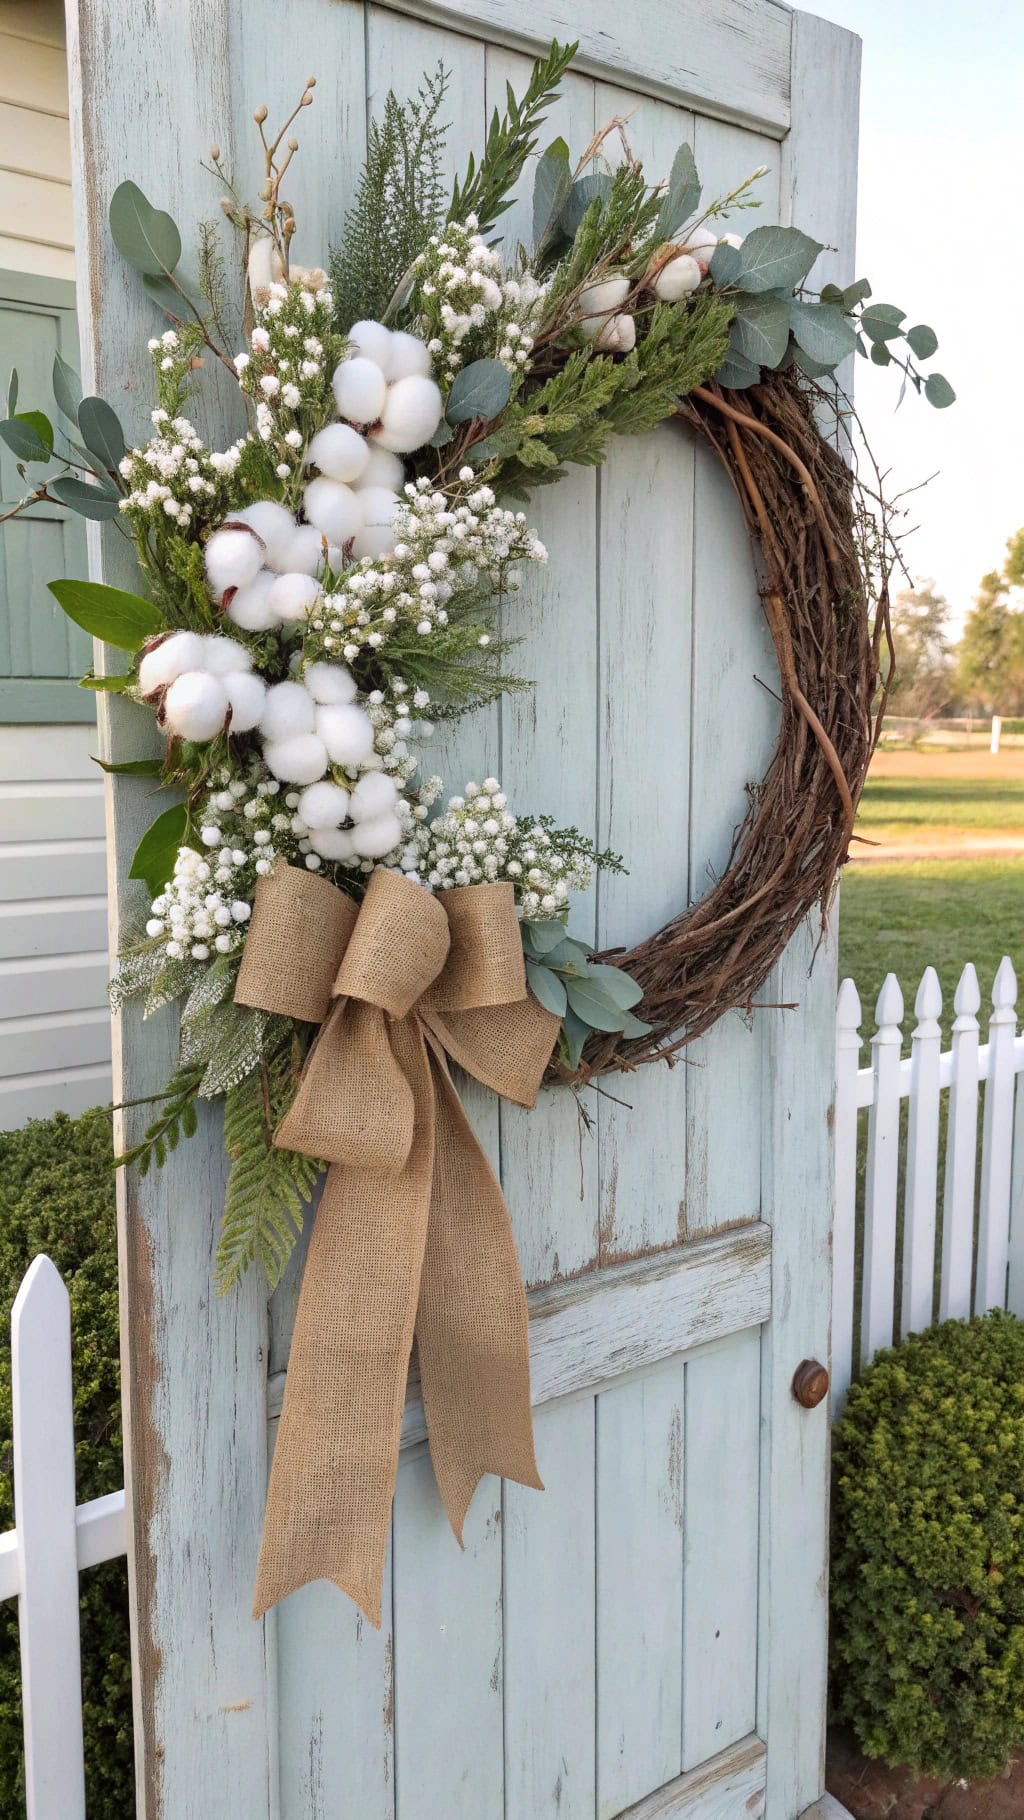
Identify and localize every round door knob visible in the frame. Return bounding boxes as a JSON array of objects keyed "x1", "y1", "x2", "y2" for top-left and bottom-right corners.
[{"x1": 792, "y1": 1359, "x2": 829, "y2": 1408}]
